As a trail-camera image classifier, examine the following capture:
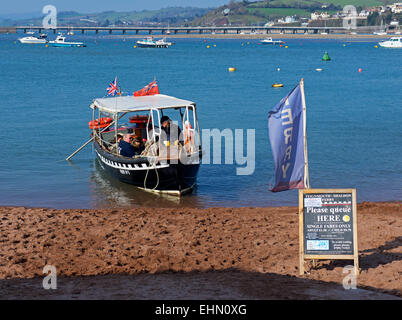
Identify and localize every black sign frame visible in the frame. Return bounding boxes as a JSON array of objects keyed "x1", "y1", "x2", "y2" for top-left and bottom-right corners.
[{"x1": 299, "y1": 189, "x2": 359, "y2": 276}]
